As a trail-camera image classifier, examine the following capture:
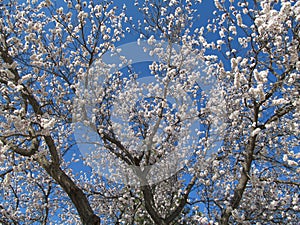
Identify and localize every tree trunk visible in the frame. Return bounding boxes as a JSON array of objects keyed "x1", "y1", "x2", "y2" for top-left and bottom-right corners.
[{"x1": 43, "y1": 163, "x2": 100, "y2": 225}]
